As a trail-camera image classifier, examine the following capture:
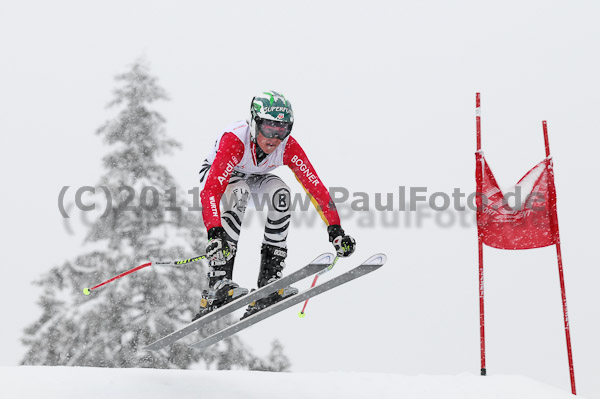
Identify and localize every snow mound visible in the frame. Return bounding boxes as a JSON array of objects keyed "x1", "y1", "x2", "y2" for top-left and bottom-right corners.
[{"x1": 0, "y1": 366, "x2": 578, "y2": 399}]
